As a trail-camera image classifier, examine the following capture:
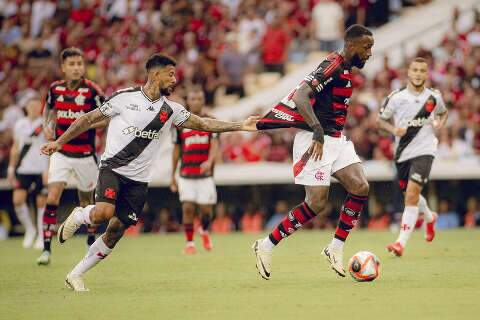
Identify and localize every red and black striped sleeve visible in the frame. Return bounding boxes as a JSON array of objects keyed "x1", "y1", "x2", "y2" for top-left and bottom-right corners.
[{"x1": 304, "y1": 54, "x2": 343, "y2": 94}]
